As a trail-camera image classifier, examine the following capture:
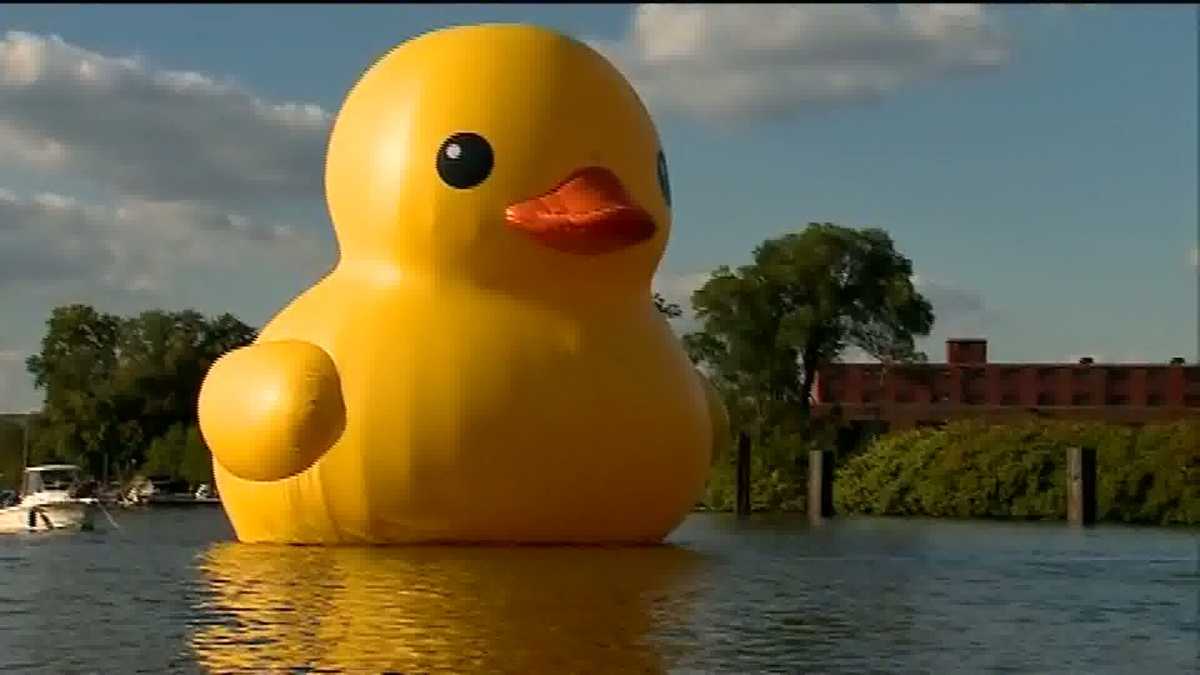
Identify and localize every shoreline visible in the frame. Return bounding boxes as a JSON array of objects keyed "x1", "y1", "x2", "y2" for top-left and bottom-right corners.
[{"x1": 689, "y1": 506, "x2": 1200, "y2": 528}]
